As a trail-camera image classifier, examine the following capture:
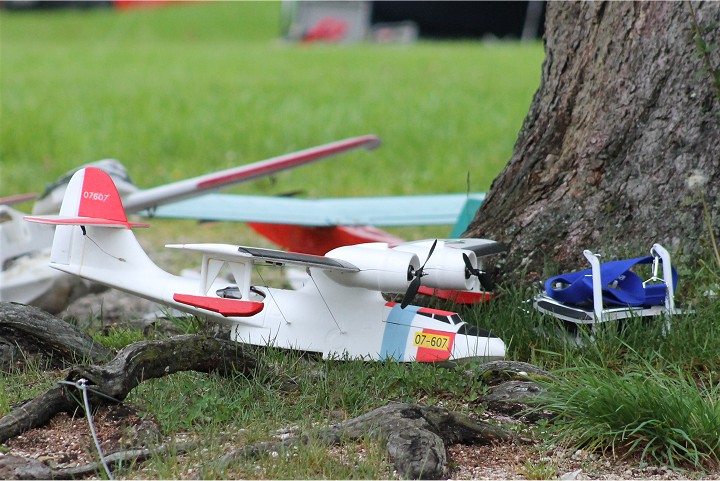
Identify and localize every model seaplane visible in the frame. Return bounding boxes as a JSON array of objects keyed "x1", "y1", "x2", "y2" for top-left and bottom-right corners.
[
  {"x1": 25, "y1": 167, "x2": 506, "y2": 363},
  {"x1": 1, "y1": 135, "x2": 380, "y2": 310}
]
